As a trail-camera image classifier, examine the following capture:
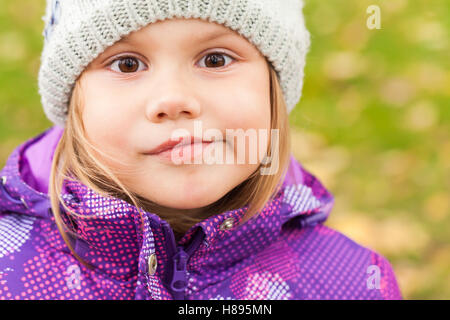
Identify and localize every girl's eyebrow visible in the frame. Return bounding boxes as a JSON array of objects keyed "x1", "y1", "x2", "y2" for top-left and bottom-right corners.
[{"x1": 197, "y1": 29, "x2": 238, "y2": 42}]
